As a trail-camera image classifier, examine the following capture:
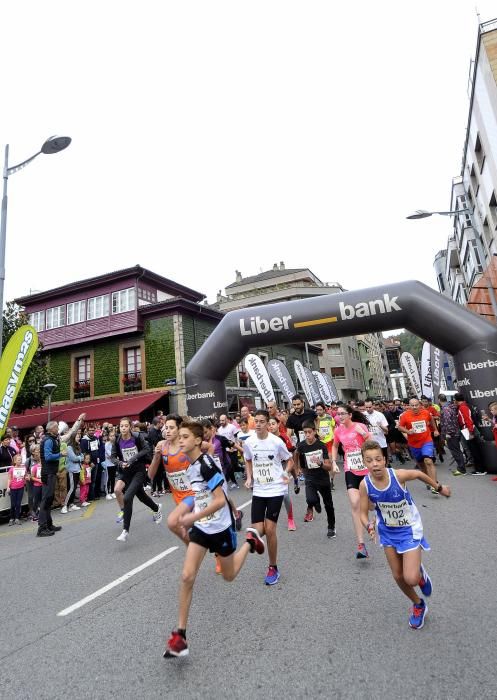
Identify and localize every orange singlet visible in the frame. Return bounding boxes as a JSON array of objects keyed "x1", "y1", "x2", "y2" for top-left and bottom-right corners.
[{"x1": 162, "y1": 443, "x2": 194, "y2": 504}]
